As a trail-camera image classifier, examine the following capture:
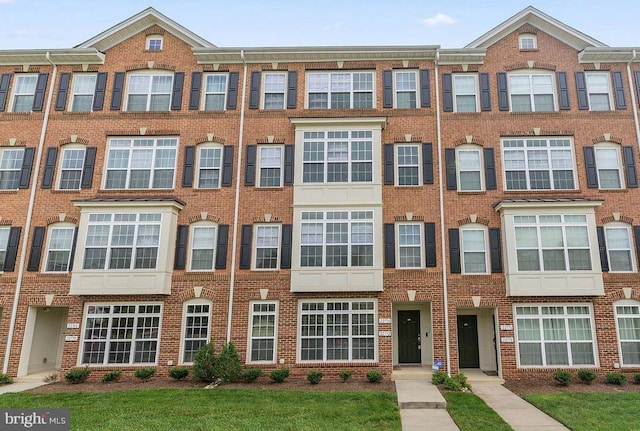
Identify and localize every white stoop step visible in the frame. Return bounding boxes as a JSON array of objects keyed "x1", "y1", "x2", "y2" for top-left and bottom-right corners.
[{"x1": 391, "y1": 366, "x2": 432, "y2": 381}]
